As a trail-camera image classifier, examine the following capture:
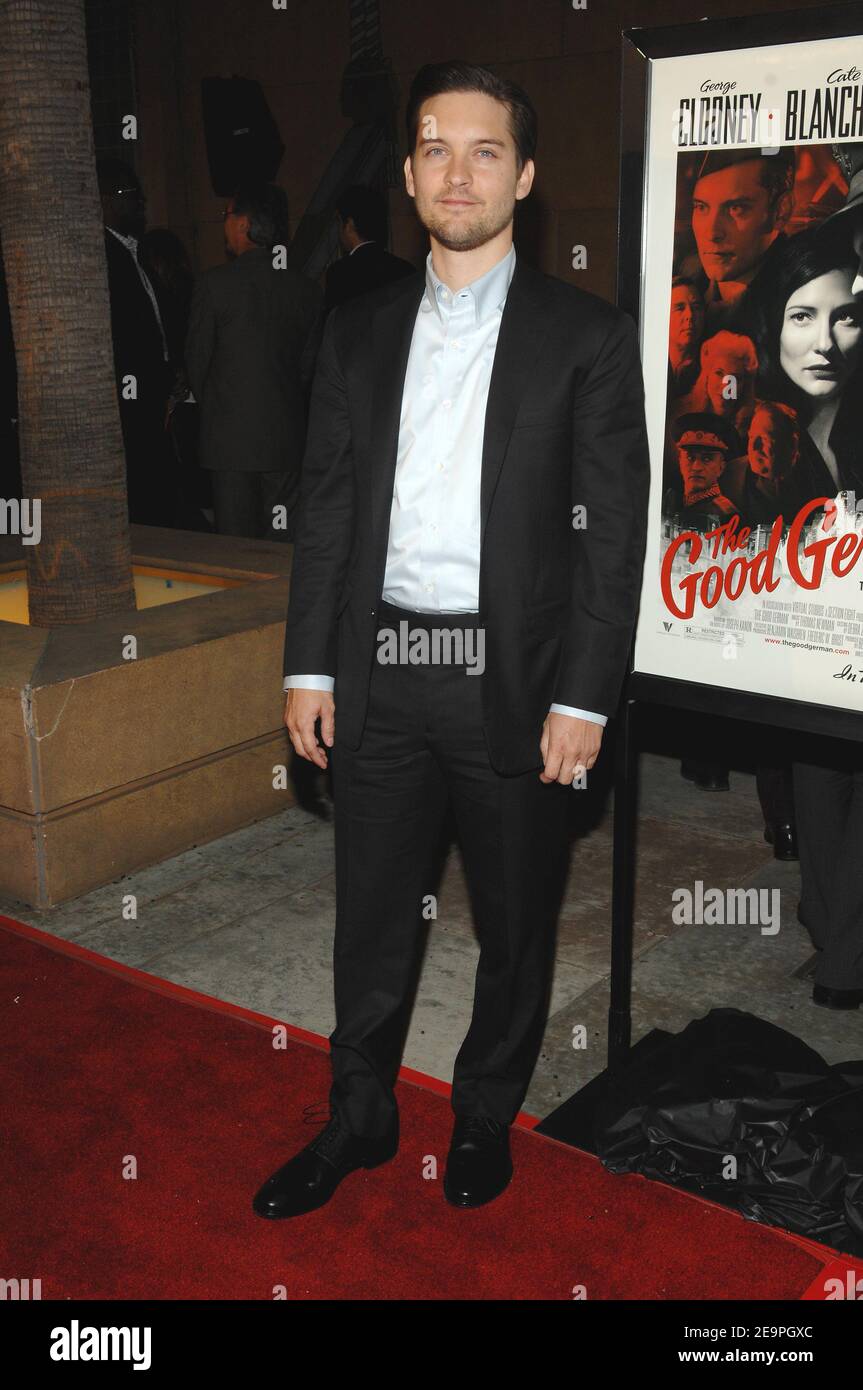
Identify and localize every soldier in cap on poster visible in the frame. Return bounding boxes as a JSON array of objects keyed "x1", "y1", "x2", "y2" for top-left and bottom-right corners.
[{"x1": 664, "y1": 411, "x2": 742, "y2": 529}]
